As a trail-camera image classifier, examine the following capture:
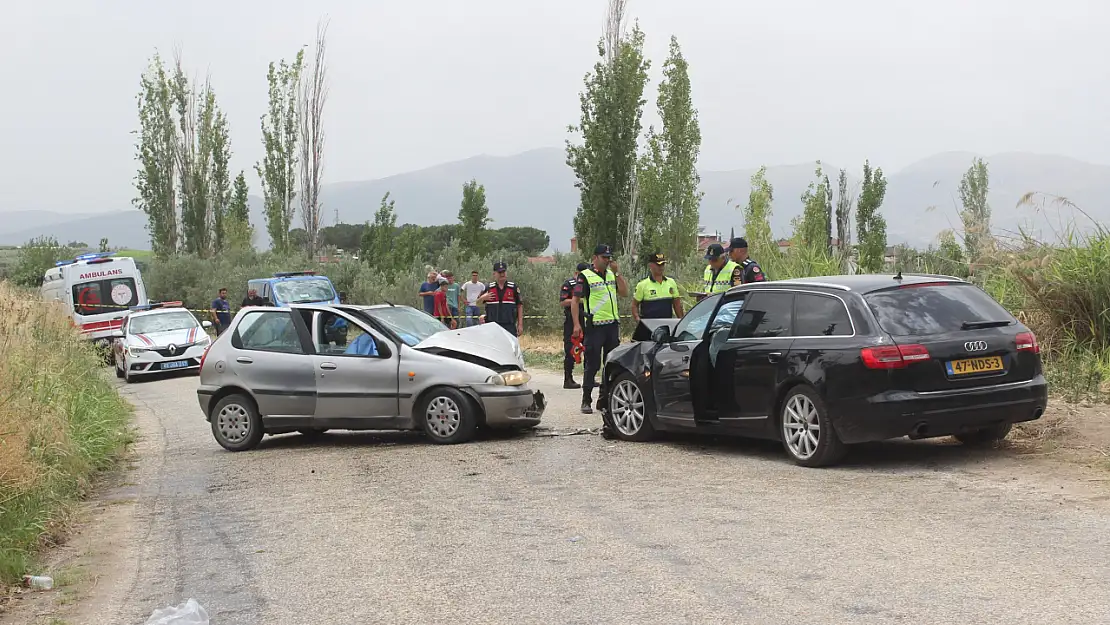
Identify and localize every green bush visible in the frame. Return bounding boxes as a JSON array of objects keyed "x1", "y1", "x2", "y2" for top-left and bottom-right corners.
[{"x1": 0, "y1": 282, "x2": 132, "y2": 584}]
